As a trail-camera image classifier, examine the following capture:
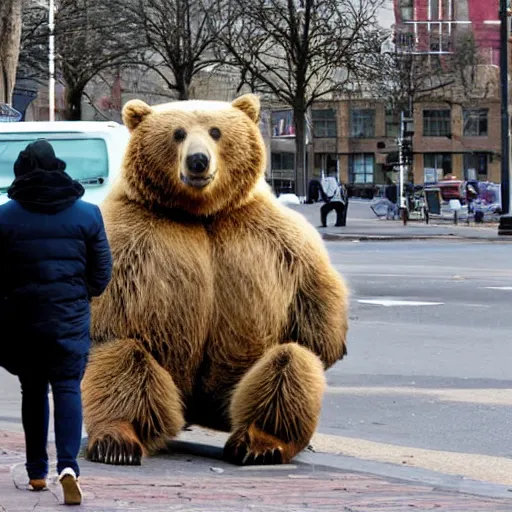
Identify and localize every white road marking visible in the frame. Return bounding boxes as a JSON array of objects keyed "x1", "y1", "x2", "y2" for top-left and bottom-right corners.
[
  {"x1": 326, "y1": 386, "x2": 512, "y2": 406},
  {"x1": 483, "y1": 286, "x2": 512, "y2": 290},
  {"x1": 357, "y1": 299, "x2": 444, "y2": 307}
]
